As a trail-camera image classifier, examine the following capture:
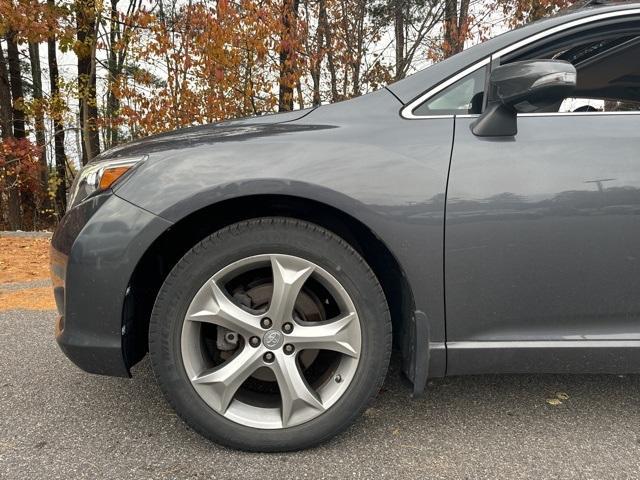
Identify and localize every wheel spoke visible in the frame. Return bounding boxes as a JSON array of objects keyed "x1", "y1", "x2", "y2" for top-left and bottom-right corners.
[
  {"x1": 191, "y1": 346, "x2": 264, "y2": 413},
  {"x1": 267, "y1": 255, "x2": 314, "y2": 327},
  {"x1": 186, "y1": 279, "x2": 262, "y2": 337},
  {"x1": 272, "y1": 353, "x2": 324, "y2": 427},
  {"x1": 287, "y1": 312, "x2": 360, "y2": 358}
]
